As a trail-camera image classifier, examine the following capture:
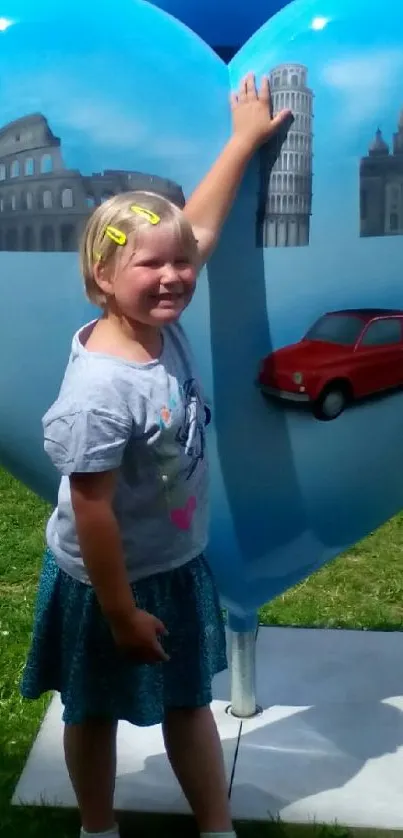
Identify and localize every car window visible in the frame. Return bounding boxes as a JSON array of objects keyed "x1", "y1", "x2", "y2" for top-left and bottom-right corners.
[
  {"x1": 305, "y1": 314, "x2": 363, "y2": 345},
  {"x1": 360, "y1": 319, "x2": 402, "y2": 346}
]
